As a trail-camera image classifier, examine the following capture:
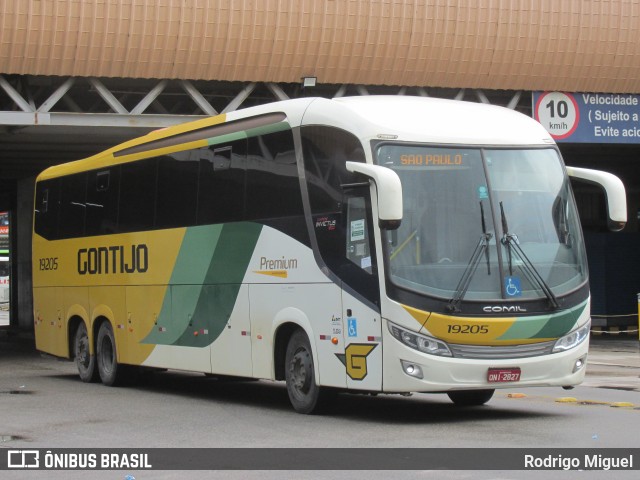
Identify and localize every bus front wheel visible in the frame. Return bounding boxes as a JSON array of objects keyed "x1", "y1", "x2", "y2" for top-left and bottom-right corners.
[
  {"x1": 285, "y1": 329, "x2": 326, "y2": 414},
  {"x1": 96, "y1": 322, "x2": 121, "y2": 386},
  {"x1": 74, "y1": 322, "x2": 98, "y2": 383},
  {"x1": 447, "y1": 389, "x2": 495, "y2": 406}
]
